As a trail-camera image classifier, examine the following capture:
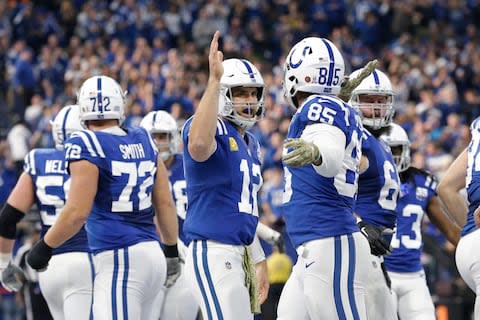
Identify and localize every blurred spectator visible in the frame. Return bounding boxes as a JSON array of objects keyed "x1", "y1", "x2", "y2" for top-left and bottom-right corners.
[{"x1": 11, "y1": 49, "x2": 34, "y2": 121}]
